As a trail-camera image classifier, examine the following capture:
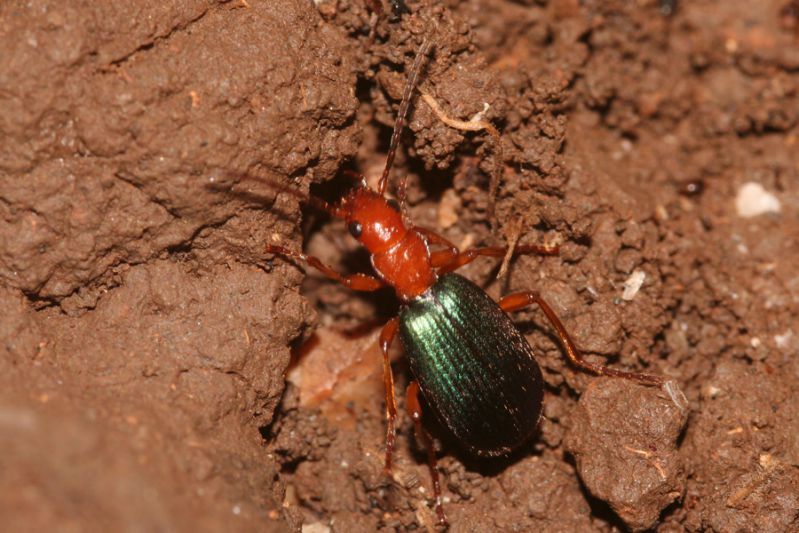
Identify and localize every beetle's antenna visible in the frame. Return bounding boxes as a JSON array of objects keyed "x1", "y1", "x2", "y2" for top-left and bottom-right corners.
[
  {"x1": 296, "y1": 191, "x2": 346, "y2": 218},
  {"x1": 227, "y1": 174, "x2": 345, "y2": 218},
  {"x1": 377, "y1": 37, "x2": 433, "y2": 197}
]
